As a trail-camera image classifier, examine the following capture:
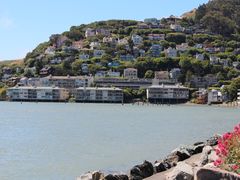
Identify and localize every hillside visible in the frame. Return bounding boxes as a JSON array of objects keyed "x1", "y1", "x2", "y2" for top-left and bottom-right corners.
[
  {"x1": 1, "y1": 0, "x2": 240, "y2": 100},
  {"x1": 195, "y1": 0, "x2": 240, "y2": 36}
]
